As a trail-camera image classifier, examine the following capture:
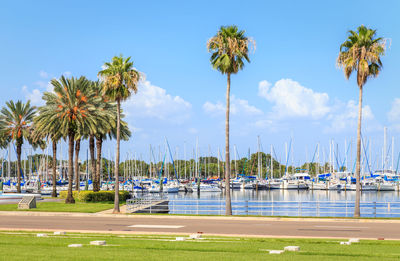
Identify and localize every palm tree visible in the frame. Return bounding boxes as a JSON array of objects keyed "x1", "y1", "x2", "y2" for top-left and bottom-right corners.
[
  {"x1": 74, "y1": 137, "x2": 81, "y2": 191},
  {"x1": 337, "y1": 25, "x2": 385, "y2": 217},
  {"x1": 88, "y1": 80, "x2": 114, "y2": 192},
  {"x1": 0, "y1": 101, "x2": 36, "y2": 193},
  {"x1": 34, "y1": 107, "x2": 62, "y2": 197},
  {"x1": 207, "y1": 26, "x2": 255, "y2": 215},
  {"x1": 98, "y1": 55, "x2": 140, "y2": 213},
  {"x1": 42, "y1": 76, "x2": 100, "y2": 203},
  {"x1": 95, "y1": 115, "x2": 131, "y2": 193}
]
